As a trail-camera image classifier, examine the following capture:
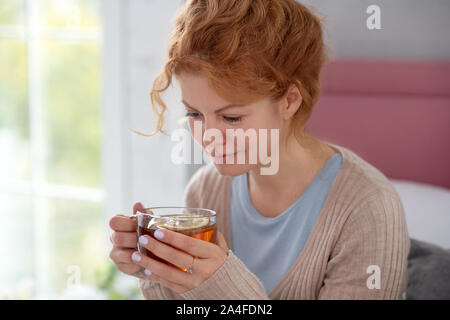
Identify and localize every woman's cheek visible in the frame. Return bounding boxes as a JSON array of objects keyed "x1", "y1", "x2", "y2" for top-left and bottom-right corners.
[{"x1": 188, "y1": 119, "x2": 205, "y2": 145}]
